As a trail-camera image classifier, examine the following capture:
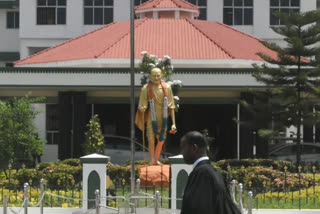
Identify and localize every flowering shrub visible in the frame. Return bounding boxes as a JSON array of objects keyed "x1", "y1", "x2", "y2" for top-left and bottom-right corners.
[
  {"x1": 213, "y1": 159, "x2": 319, "y2": 192},
  {"x1": 138, "y1": 51, "x2": 183, "y2": 110},
  {"x1": 139, "y1": 51, "x2": 174, "y2": 85}
]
